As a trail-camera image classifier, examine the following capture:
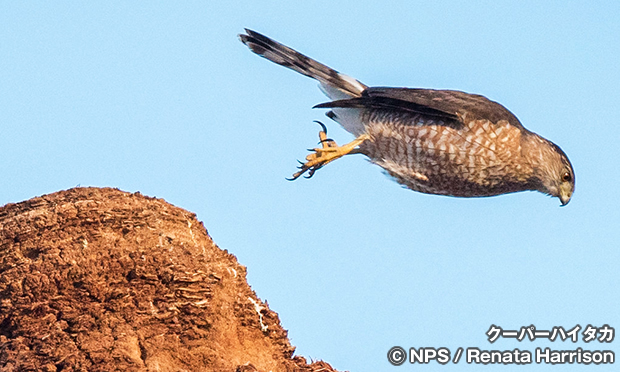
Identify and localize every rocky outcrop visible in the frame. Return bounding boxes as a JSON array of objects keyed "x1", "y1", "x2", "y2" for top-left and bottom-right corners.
[{"x1": 0, "y1": 187, "x2": 337, "y2": 372}]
